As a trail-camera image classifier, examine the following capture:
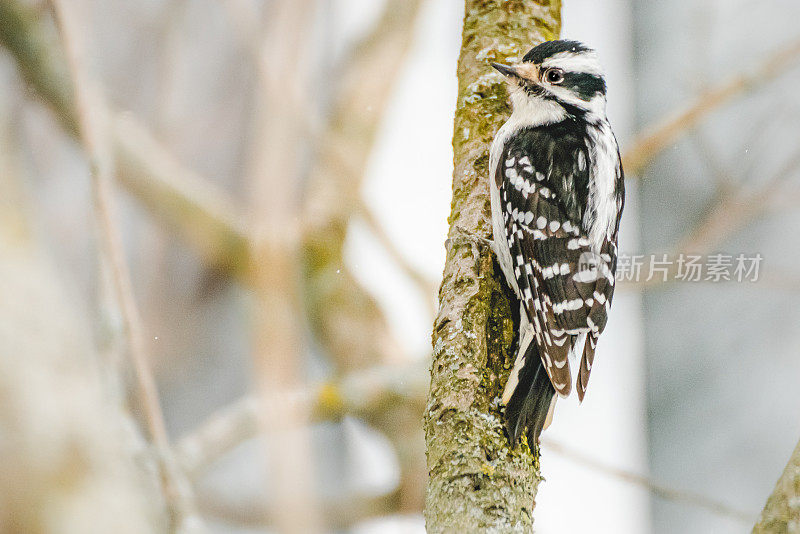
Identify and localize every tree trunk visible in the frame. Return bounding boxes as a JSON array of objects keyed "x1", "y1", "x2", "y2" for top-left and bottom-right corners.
[
  {"x1": 753, "y1": 438, "x2": 800, "y2": 533},
  {"x1": 423, "y1": 2, "x2": 561, "y2": 532}
]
